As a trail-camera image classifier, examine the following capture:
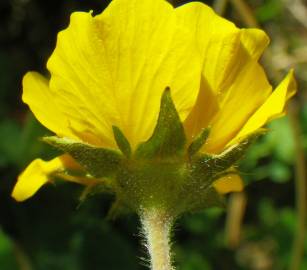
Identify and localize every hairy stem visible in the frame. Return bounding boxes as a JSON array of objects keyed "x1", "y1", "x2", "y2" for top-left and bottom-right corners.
[{"x1": 141, "y1": 209, "x2": 174, "y2": 270}]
